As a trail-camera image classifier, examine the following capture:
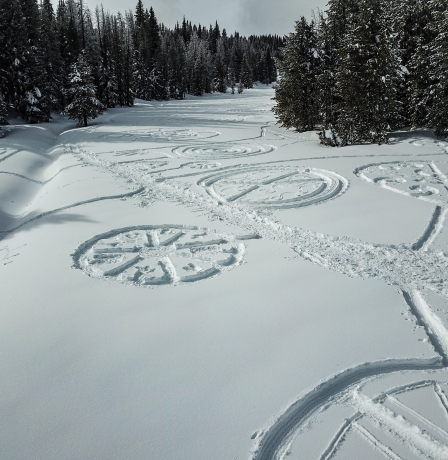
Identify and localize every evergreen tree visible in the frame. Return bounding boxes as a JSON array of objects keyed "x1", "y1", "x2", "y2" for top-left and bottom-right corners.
[
  {"x1": 315, "y1": 14, "x2": 337, "y2": 136},
  {"x1": 273, "y1": 17, "x2": 319, "y2": 131},
  {"x1": 425, "y1": 0, "x2": 448, "y2": 136},
  {"x1": 0, "y1": 93, "x2": 8, "y2": 125},
  {"x1": 316, "y1": 0, "x2": 358, "y2": 138},
  {"x1": 0, "y1": 0, "x2": 282, "y2": 121},
  {"x1": 39, "y1": 0, "x2": 62, "y2": 110},
  {"x1": 0, "y1": 0, "x2": 28, "y2": 114},
  {"x1": 65, "y1": 54, "x2": 104, "y2": 126},
  {"x1": 240, "y1": 53, "x2": 253, "y2": 89},
  {"x1": 213, "y1": 38, "x2": 227, "y2": 92},
  {"x1": 394, "y1": 0, "x2": 434, "y2": 127},
  {"x1": 324, "y1": 0, "x2": 401, "y2": 145}
]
